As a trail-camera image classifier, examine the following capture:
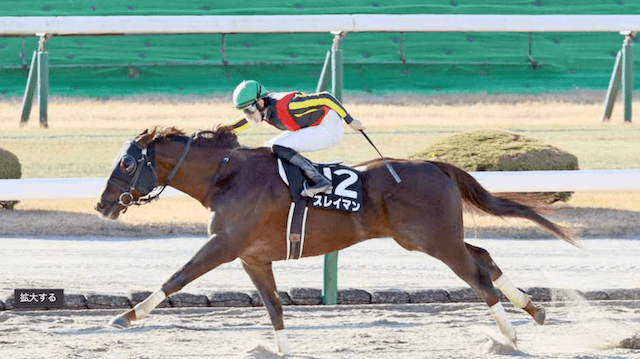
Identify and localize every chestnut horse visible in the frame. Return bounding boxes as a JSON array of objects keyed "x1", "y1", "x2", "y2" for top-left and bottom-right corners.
[{"x1": 95, "y1": 127, "x2": 574, "y2": 354}]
